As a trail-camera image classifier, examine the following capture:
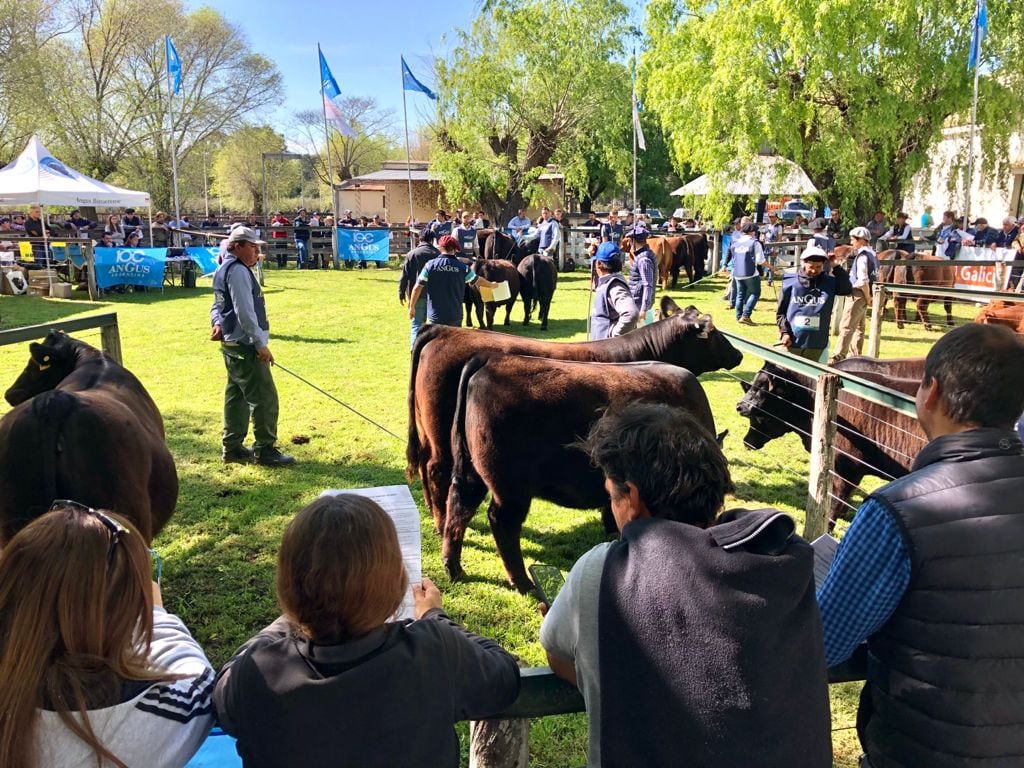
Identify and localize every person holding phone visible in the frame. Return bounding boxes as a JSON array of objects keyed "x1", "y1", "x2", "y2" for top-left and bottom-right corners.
[
  {"x1": 540, "y1": 404, "x2": 831, "y2": 767},
  {"x1": 0, "y1": 503, "x2": 214, "y2": 768}
]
